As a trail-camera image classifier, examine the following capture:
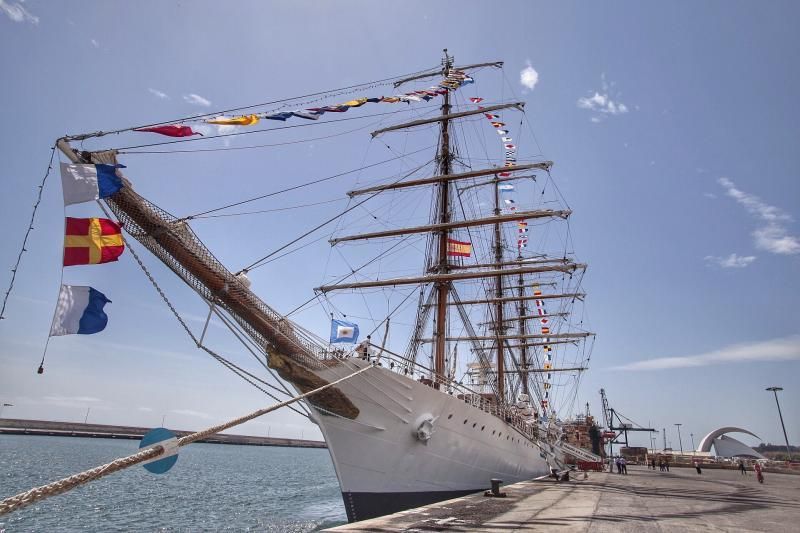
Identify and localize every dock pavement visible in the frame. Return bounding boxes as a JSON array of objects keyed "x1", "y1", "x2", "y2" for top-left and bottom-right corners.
[{"x1": 327, "y1": 465, "x2": 800, "y2": 532}]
